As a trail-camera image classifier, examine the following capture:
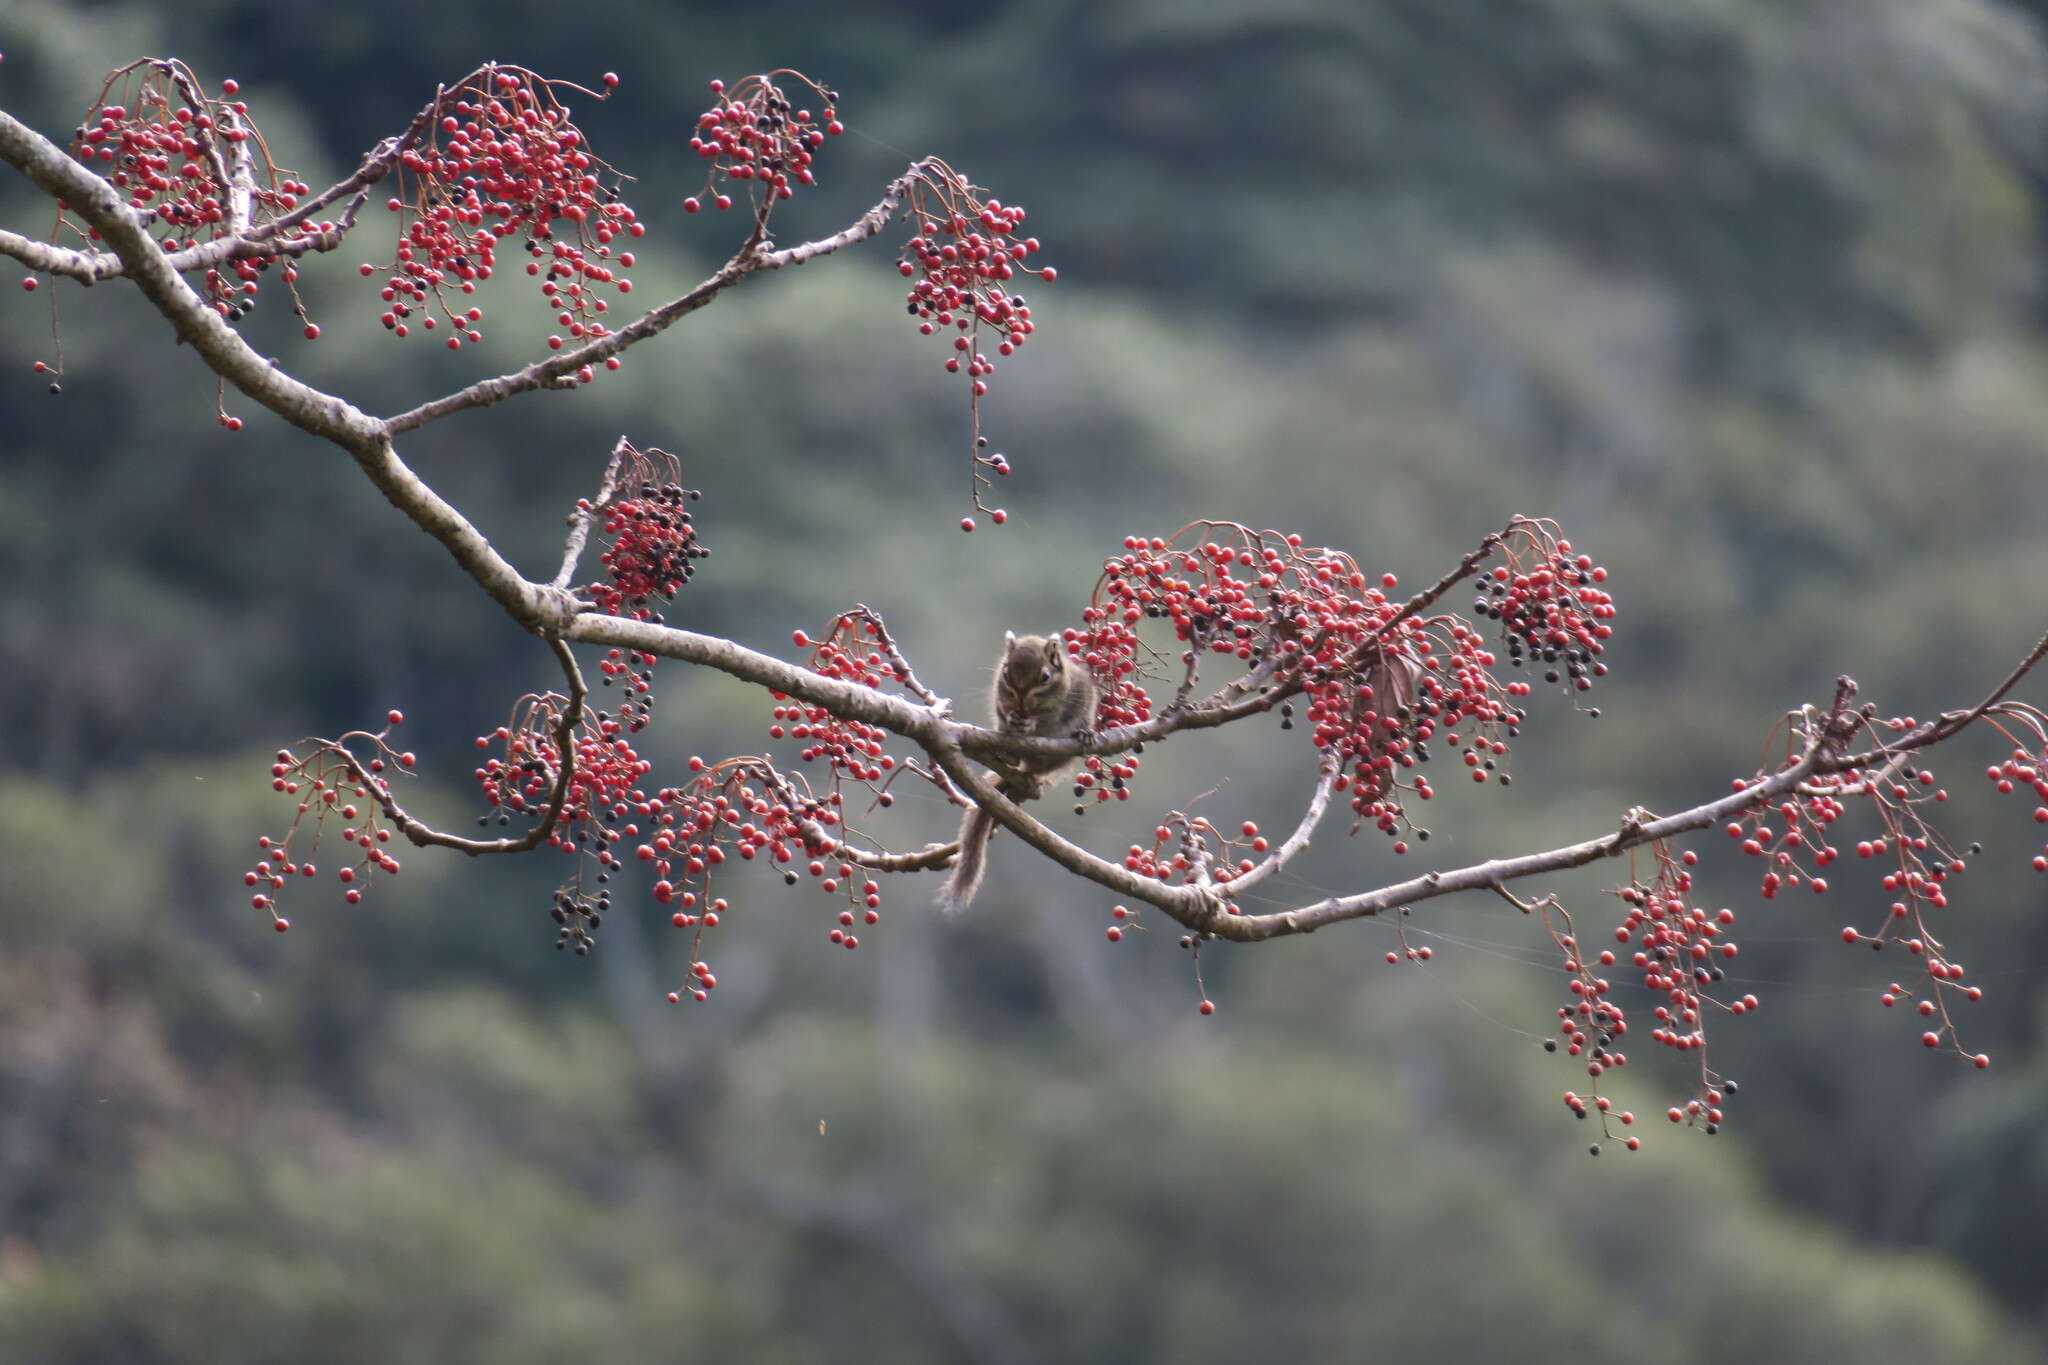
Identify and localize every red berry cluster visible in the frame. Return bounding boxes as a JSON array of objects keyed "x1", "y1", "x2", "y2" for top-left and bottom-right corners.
[
  {"x1": 1712, "y1": 702, "x2": 2001, "y2": 1065},
  {"x1": 474, "y1": 701, "x2": 649, "y2": 829},
  {"x1": 1535, "y1": 877, "x2": 1733, "y2": 1155},
  {"x1": 1081, "y1": 520, "x2": 1616, "y2": 835},
  {"x1": 244, "y1": 711, "x2": 418, "y2": 928},
  {"x1": 647, "y1": 759, "x2": 878, "y2": 967},
  {"x1": 684, "y1": 72, "x2": 840, "y2": 214},
  {"x1": 1724, "y1": 786, "x2": 1853, "y2": 901},
  {"x1": 591, "y1": 486, "x2": 702, "y2": 614},
  {"x1": 371, "y1": 65, "x2": 638, "y2": 350},
  {"x1": 897, "y1": 175, "x2": 1047, "y2": 392},
  {"x1": 894, "y1": 164, "x2": 1052, "y2": 503},
  {"x1": 775, "y1": 613, "x2": 926, "y2": 801},
  {"x1": 1987, "y1": 744, "x2": 2048, "y2": 873},
  {"x1": 1119, "y1": 816, "x2": 1272, "y2": 904},
  {"x1": 474, "y1": 668, "x2": 874, "y2": 975},
  {"x1": 64, "y1": 61, "x2": 325, "y2": 325},
  {"x1": 582, "y1": 446, "x2": 707, "y2": 732}
]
